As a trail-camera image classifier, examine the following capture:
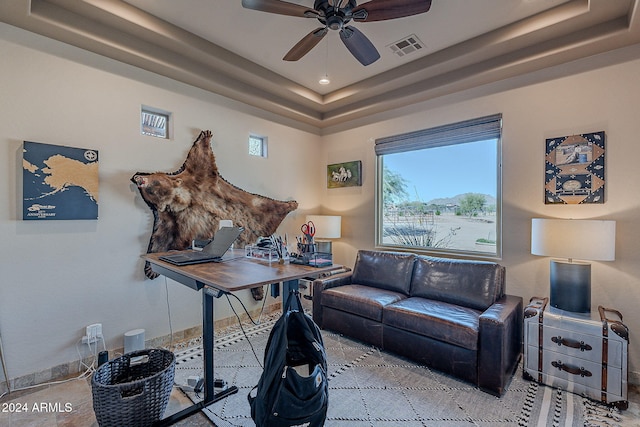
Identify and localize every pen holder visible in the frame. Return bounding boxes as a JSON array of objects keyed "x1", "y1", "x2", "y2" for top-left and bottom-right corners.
[{"x1": 298, "y1": 243, "x2": 316, "y2": 253}]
